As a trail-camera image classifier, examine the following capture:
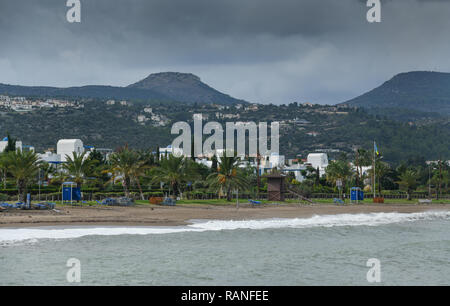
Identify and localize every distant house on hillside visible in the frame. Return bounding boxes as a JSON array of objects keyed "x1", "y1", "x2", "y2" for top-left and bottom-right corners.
[{"x1": 306, "y1": 131, "x2": 320, "y2": 137}]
